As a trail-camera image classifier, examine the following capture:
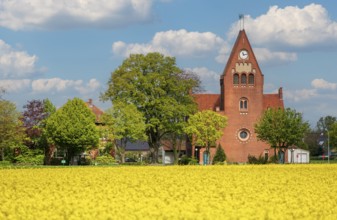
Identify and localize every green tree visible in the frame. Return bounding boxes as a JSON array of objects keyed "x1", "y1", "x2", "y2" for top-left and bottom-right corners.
[
  {"x1": 45, "y1": 98, "x2": 99, "y2": 165},
  {"x1": 212, "y1": 144, "x2": 226, "y2": 164},
  {"x1": 102, "y1": 102, "x2": 146, "y2": 163},
  {"x1": 254, "y1": 108, "x2": 310, "y2": 163},
  {"x1": 0, "y1": 100, "x2": 25, "y2": 161},
  {"x1": 184, "y1": 110, "x2": 228, "y2": 164},
  {"x1": 101, "y1": 52, "x2": 200, "y2": 163},
  {"x1": 304, "y1": 129, "x2": 323, "y2": 156},
  {"x1": 329, "y1": 122, "x2": 337, "y2": 151},
  {"x1": 316, "y1": 116, "x2": 336, "y2": 132}
]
